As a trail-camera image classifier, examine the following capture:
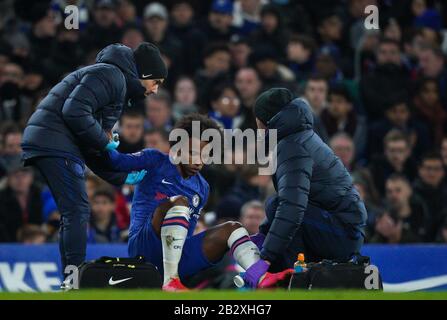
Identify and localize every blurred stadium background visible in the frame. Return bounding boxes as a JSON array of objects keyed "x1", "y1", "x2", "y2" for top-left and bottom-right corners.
[{"x1": 0, "y1": 0, "x2": 447, "y2": 293}]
